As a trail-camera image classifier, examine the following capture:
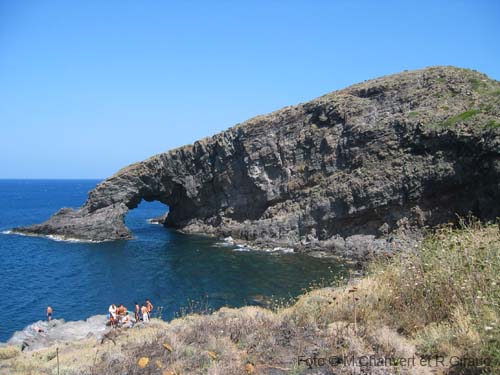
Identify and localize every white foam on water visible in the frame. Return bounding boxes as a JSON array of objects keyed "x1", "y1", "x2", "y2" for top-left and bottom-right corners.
[
  {"x1": 147, "y1": 218, "x2": 163, "y2": 225},
  {"x1": 233, "y1": 244, "x2": 294, "y2": 254},
  {"x1": 213, "y1": 242, "x2": 233, "y2": 247},
  {"x1": 214, "y1": 237, "x2": 236, "y2": 247},
  {"x1": 233, "y1": 245, "x2": 252, "y2": 252},
  {"x1": 270, "y1": 247, "x2": 294, "y2": 254},
  {"x1": 4, "y1": 230, "x2": 104, "y2": 243},
  {"x1": 46, "y1": 234, "x2": 104, "y2": 243}
]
